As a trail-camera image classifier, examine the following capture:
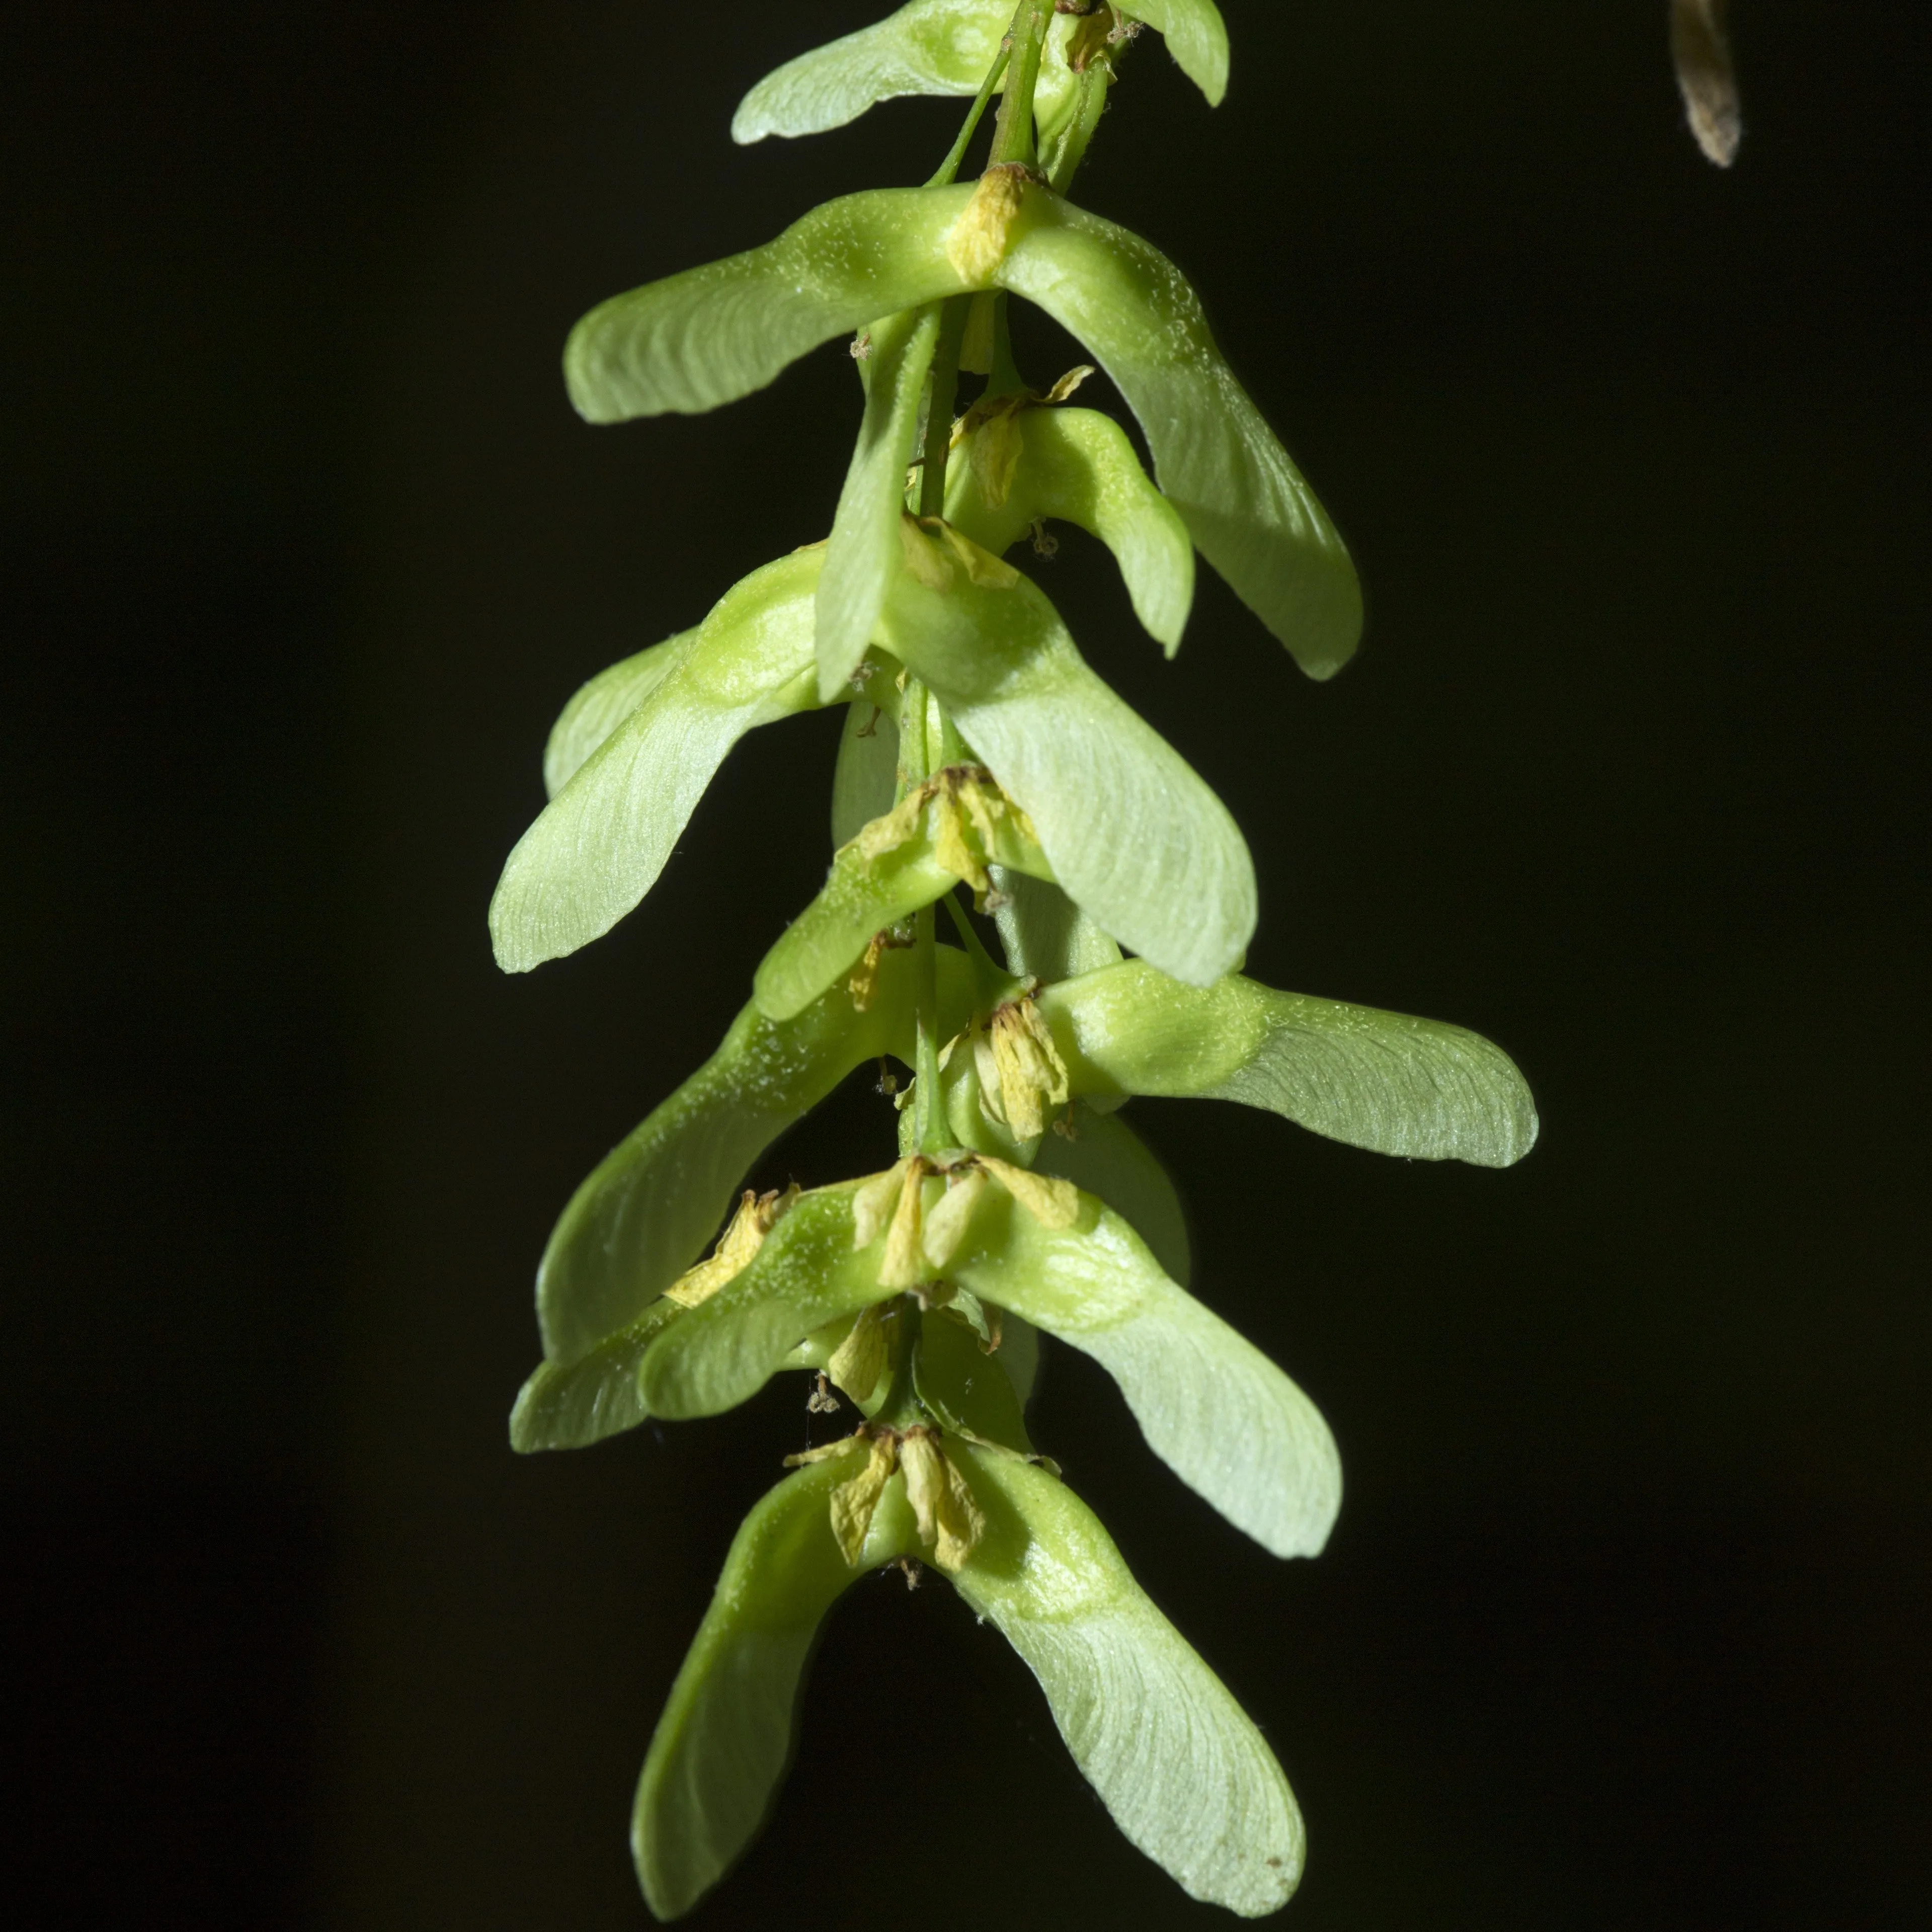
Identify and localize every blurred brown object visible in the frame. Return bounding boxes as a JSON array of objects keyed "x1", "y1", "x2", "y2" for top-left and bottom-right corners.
[{"x1": 1671, "y1": 0, "x2": 1742, "y2": 165}]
